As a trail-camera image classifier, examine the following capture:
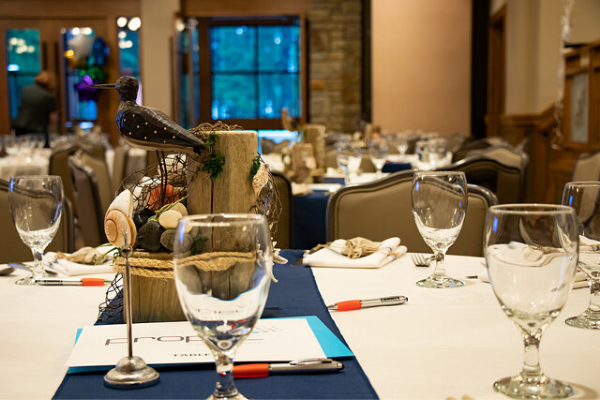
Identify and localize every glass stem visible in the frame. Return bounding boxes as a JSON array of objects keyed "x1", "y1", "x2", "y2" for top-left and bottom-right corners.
[
  {"x1": 30, "y1": 247, "x2": 45, "y2": 279},
  {"x1": 431, "y1": 251, "x2": 447, "y2": 279},
  {"x1": 521, "y1": 334, "x2": 542, "y2": 379},
  {"x1": 213, "y1": 352, "x2": 239, "y2": 399},
  {"x1": 588, "y1": 280, "x2": 600, "y2": 314}
]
